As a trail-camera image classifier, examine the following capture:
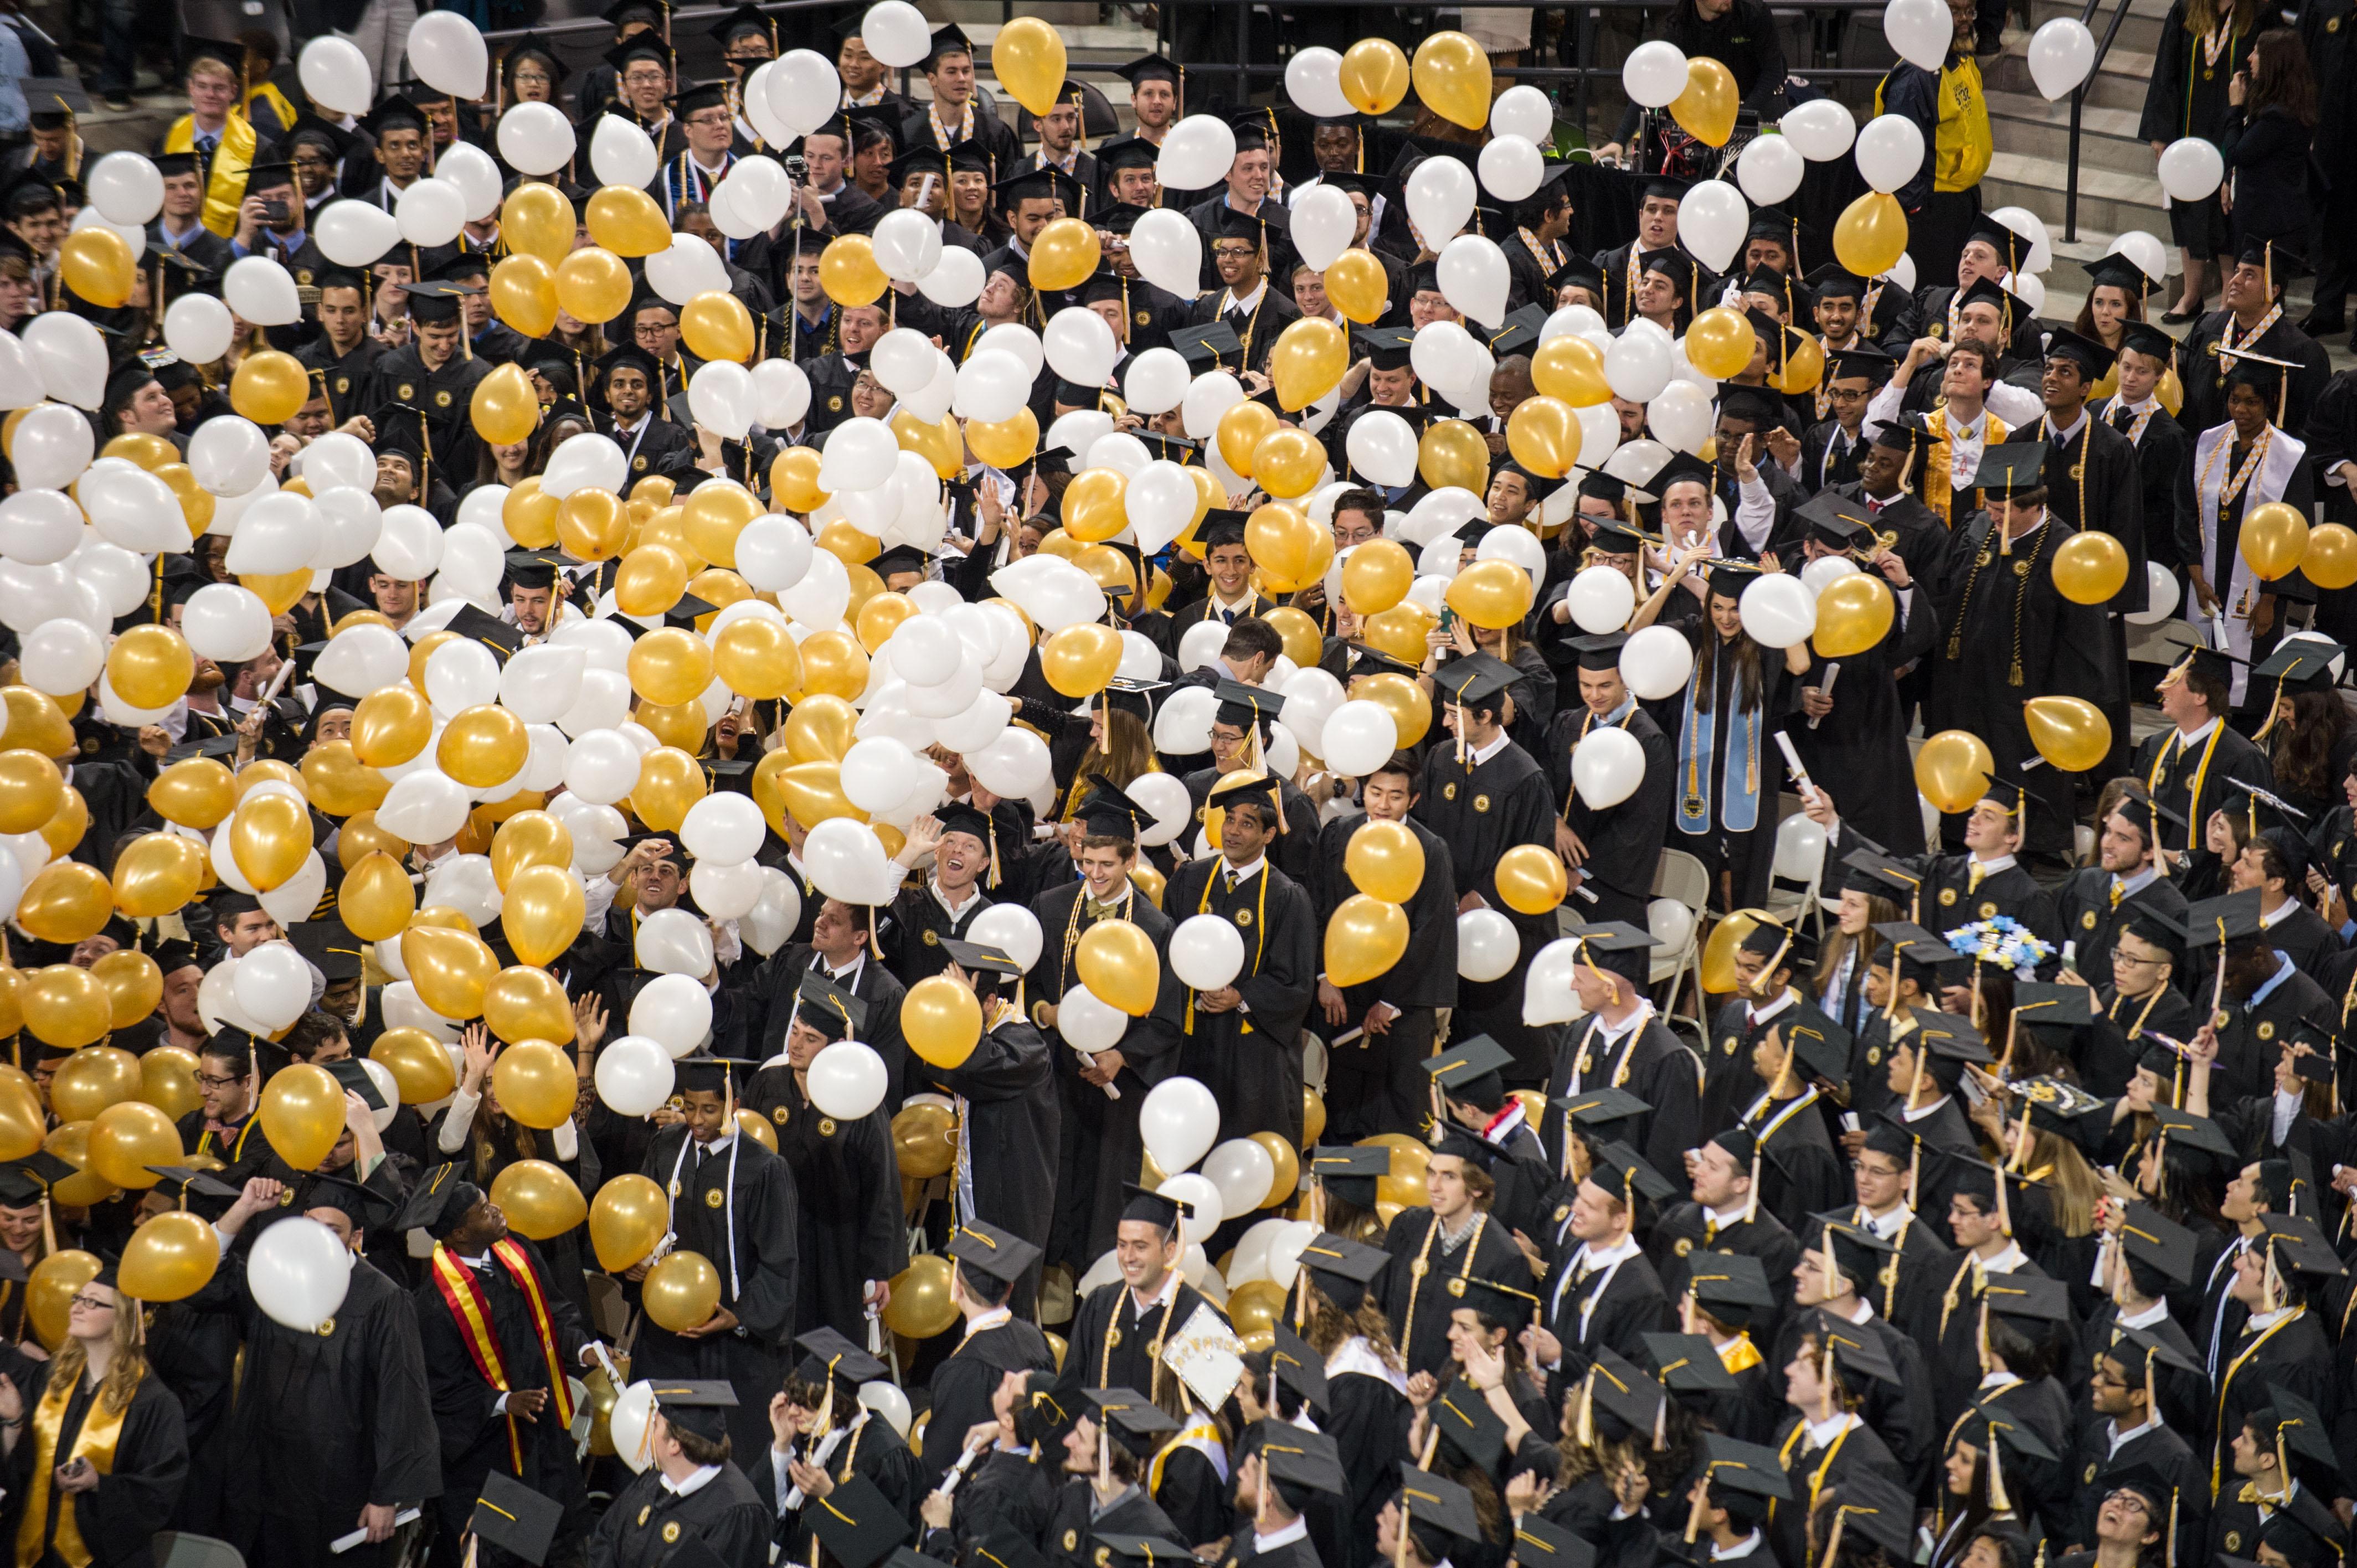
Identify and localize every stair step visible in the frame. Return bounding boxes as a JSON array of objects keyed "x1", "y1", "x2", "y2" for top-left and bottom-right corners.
[
  {"x1": 1985, "y1": 88, "x2": 2160, "y2": 173},
  {"x1": 1980, "y1": 149, "x2": 2171, "y2": 242},
  {"x1": 1983, "y1": 45, "x2": 2155, "y2": 112},
  {"x1": 2029, "y1": 0, "x2": 2174, "y2": 57}
]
